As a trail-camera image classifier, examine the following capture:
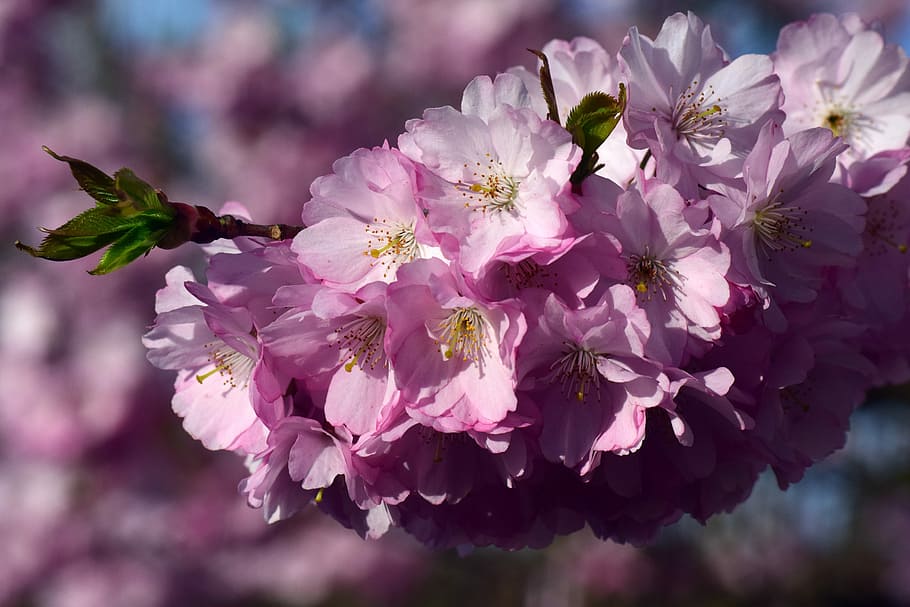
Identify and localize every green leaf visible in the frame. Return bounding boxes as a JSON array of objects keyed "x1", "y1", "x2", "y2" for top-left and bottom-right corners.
[
  {"x1": 566, "y1": 90, "x2": 620, "y2": 121},
  {"x1": 566, "y1": 89, "x2": 625, "y2": 149},
  {"x1": 89, "y1": 224, "x2": 163, "y2": 275},
  {"x1": 133, "y1": 208, "x2": 180, "y2": 232},
  {"x1": 527, "y1": 49, "x2": 560, "y2": 124},
  {"x1": 567, "y1": 85, "x2": 627, "y2": 189},
  {"x1": 15, "y1": 206, "x2": 137, "y2": 261},
  {"x1": 47, "y1": 206, "x2": 134, "y2": 237},
  {"x1": 114, "y1": 168, "x2": 167, "y2": 212},
  {"x1": 43, "y1": 146, "x2": 120, "y2": 206},
  {"x1": 16, "y1": 231, "x2": 120, "y2": 262},
  {"x1": 17, "y1": 207, "x2": 176, "y2": 271}
]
